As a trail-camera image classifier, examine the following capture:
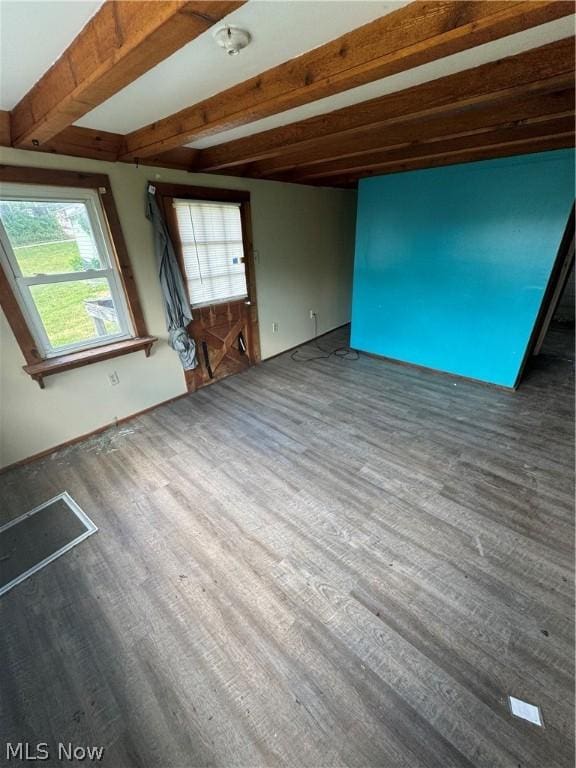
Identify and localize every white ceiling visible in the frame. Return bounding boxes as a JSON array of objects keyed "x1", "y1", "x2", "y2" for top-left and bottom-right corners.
[
  {"x1": 0, "y1": 0, "x2": 102, "y2": 110},
  {"x1": 186, "y1": 15, "x2": 574, "y2": 150},
  {"x1": 76, "y1": 0, "x2": 408, "y2": 133},
  {"x1": 0, "y1": 0, "x2": 572, "y2": 153}
]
